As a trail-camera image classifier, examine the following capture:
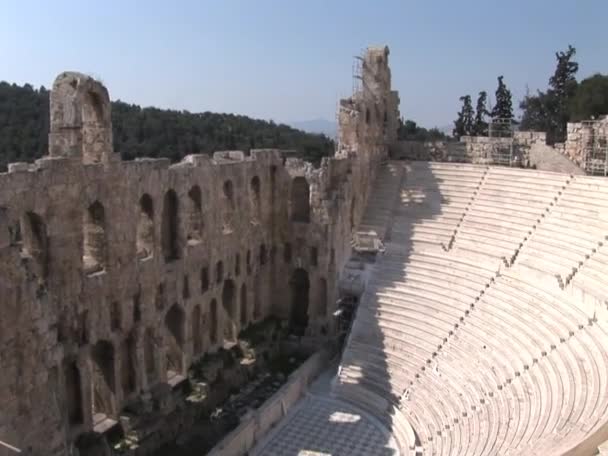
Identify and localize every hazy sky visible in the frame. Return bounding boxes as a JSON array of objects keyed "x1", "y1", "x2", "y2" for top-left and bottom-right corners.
[{"x1": 2, "y1": 0, "x2": 606, "y2": 128}]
